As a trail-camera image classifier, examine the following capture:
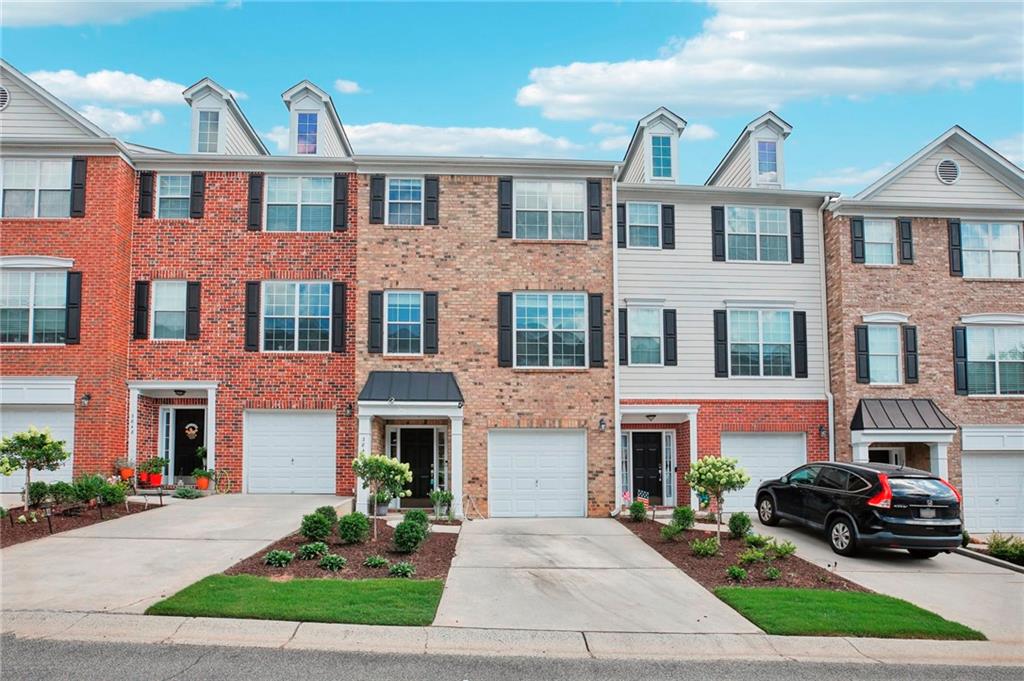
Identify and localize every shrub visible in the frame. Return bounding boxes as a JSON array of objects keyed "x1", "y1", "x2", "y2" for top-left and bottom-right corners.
[
  {"x1": 404, "y1": 509, "x2": 430, "y2": 529},
  {"x1": 726, "y1": 565, "x2": 748, "y2": 582},
  {"x1": 0, "y1": 426, "x2": 72, "y2": 507},
  {"x1": 661, "y1": 522, "x2": 685, "y2": 541},
  {"x1": 27, "y1": 481, "x2": 49, "y2": 507},
  {"x1": 300, "y1": 512, "x2": 333, "y2": 542},
  {"x1": 315, "y1": 505, "x2": 338, "y2": 526},
  {"x1": 737, "y1": 548, "x2": 766, "y2": 566},
  {"x1": 264, "y1": 550, "x2": 295, "y2": 567},
  {"x1": 173, "y1": 487, "x2": 202, "y2": 499},
  {"x1": 628, "y1": 501, "x2": 647, "y2": 522},
  {"x1": 338, "y1": 512, "x2": 371, "y2": 544},
  {"x1": 764, "y1": 565, "x2": 782, "y2": 581},
  {"x1": 363, "y1": 554, "x2": 389, "y2": 568},
  {"x1": 393, "y1": 518, "x2": 427, "y2": 553},
  {"x1": 768, "y1": 539, "x2": 797, "y2": 559},
  {"x1": 988, "y1": 533, "x2": 1024, "y2": 566},
  {"x1": 744, "y1": 533, "x2": 770, "y2": 549},
  {"x1": 961, "y1": 530, "x2": 971, "y2": 548},
  {"x1": 318, "y1": 554, "x2": 347, "y2": 572},
  {"x1": 48, "y1": 481, "x2": 77, "y2": 506},
  {"x1": 389, "y1": 561, "x2": 415, "y2": 578},
  {"x1": 0, "y1": 506, "x2": 6, "y2": 519},
  {"x1": 671, "y1": 506, "x2": 695, "y2": 530},
  {"x1": 690, "y1": 537, "x2": 719, "y2": 557},
  {"x1": 100, "y1": 481, "x2": 127, "y2": 506},
  {"x1": 728, "y1": 512, "x2": 752, "y2": 539},
  {"x1": 72, "y1": 474, "x2": 105, "y2": 503},
  {"x1": 297, "y1": 542, "x2": 330, "y2": 560}
]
